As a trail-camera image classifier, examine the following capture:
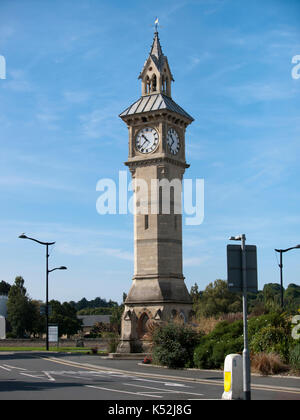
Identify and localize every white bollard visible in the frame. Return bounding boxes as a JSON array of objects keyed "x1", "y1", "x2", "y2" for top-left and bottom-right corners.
[
  {"x1": 0, "y1": 316, "x2": 6, "y2": 339},
  {"x1": 222, "y1": 354, "x2": 243, "y2": 400}
]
